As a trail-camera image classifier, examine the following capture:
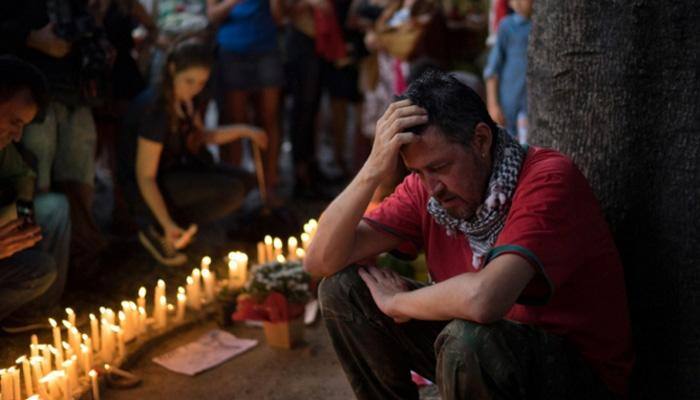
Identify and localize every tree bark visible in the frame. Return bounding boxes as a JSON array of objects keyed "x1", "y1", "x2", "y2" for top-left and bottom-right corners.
[{"x1": 528, "y1": 1, "x2": 700, "y2": 399}]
